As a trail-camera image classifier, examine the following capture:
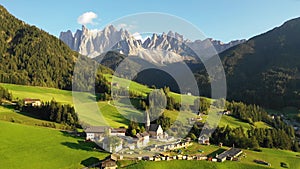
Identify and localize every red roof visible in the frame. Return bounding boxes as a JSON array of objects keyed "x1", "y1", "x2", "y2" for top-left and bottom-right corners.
[{"x1": 24, "y1": 98, "x2": 41, "y2": 102}]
